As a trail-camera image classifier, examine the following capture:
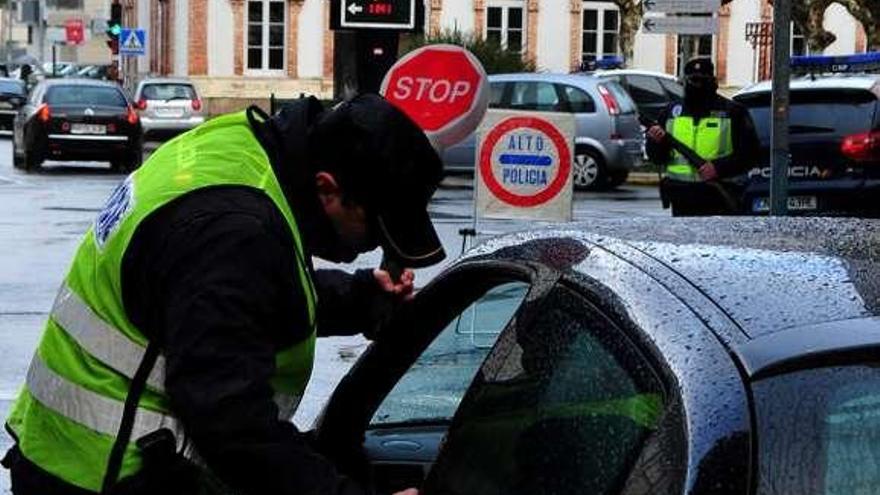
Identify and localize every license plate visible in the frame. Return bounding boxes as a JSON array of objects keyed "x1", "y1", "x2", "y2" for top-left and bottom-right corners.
[
  {"x1": 155, "y1": 108, "x2": 183, "y2": 118},
  {"x1": 71, "y1": 124, "x2": 106, "y2": 135},
  {"x1": 752, "y1": 196, "x2": 818, "y2": 213}
]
